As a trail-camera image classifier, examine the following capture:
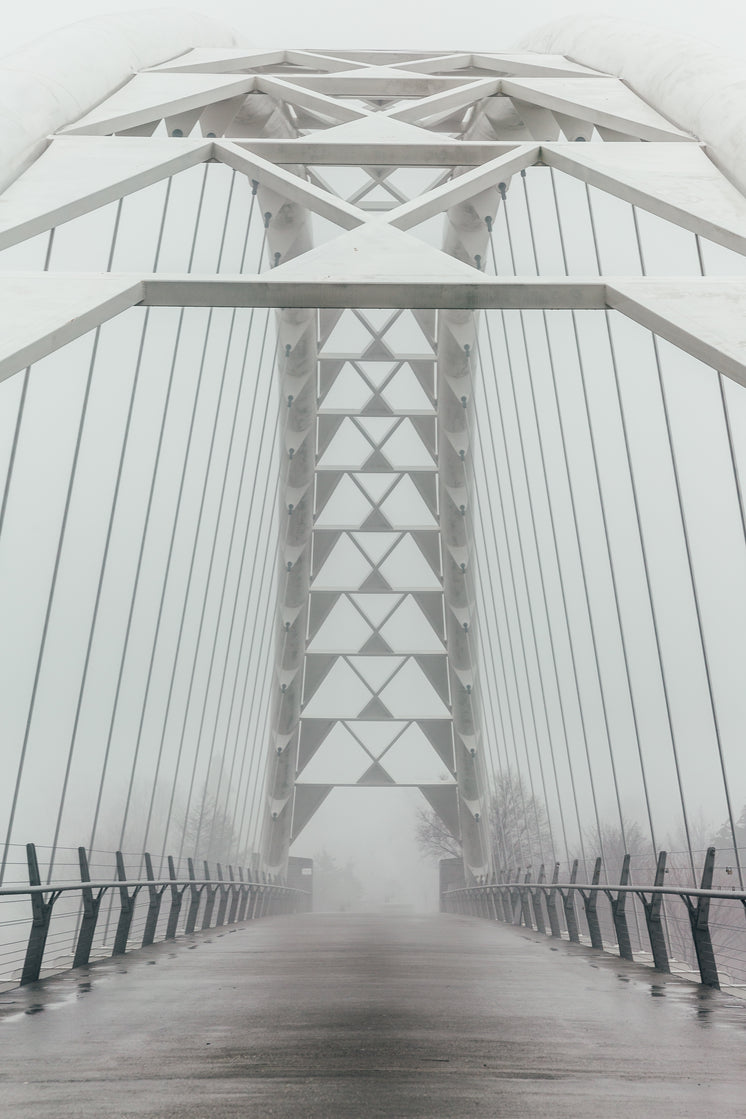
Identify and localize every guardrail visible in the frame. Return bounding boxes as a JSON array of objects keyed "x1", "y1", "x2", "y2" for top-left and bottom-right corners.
[
  {"x1": 0, "y1": 843, "x2": 310, "y2": 987},
  {"x1": 442, "y1": 848, "x2": 746, "y2": 989}
]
